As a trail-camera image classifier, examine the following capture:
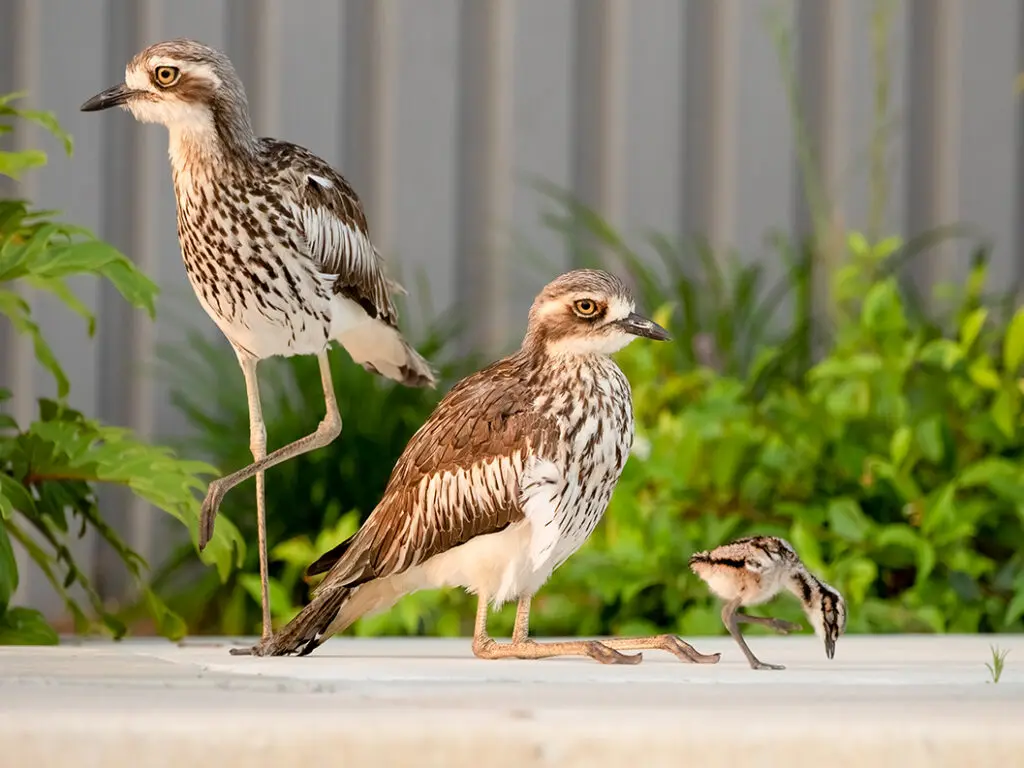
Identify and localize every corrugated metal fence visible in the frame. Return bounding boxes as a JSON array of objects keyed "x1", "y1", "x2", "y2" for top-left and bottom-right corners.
[{"x1": 1, "y1": 0, "x2": 1022, "y2": 616}]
